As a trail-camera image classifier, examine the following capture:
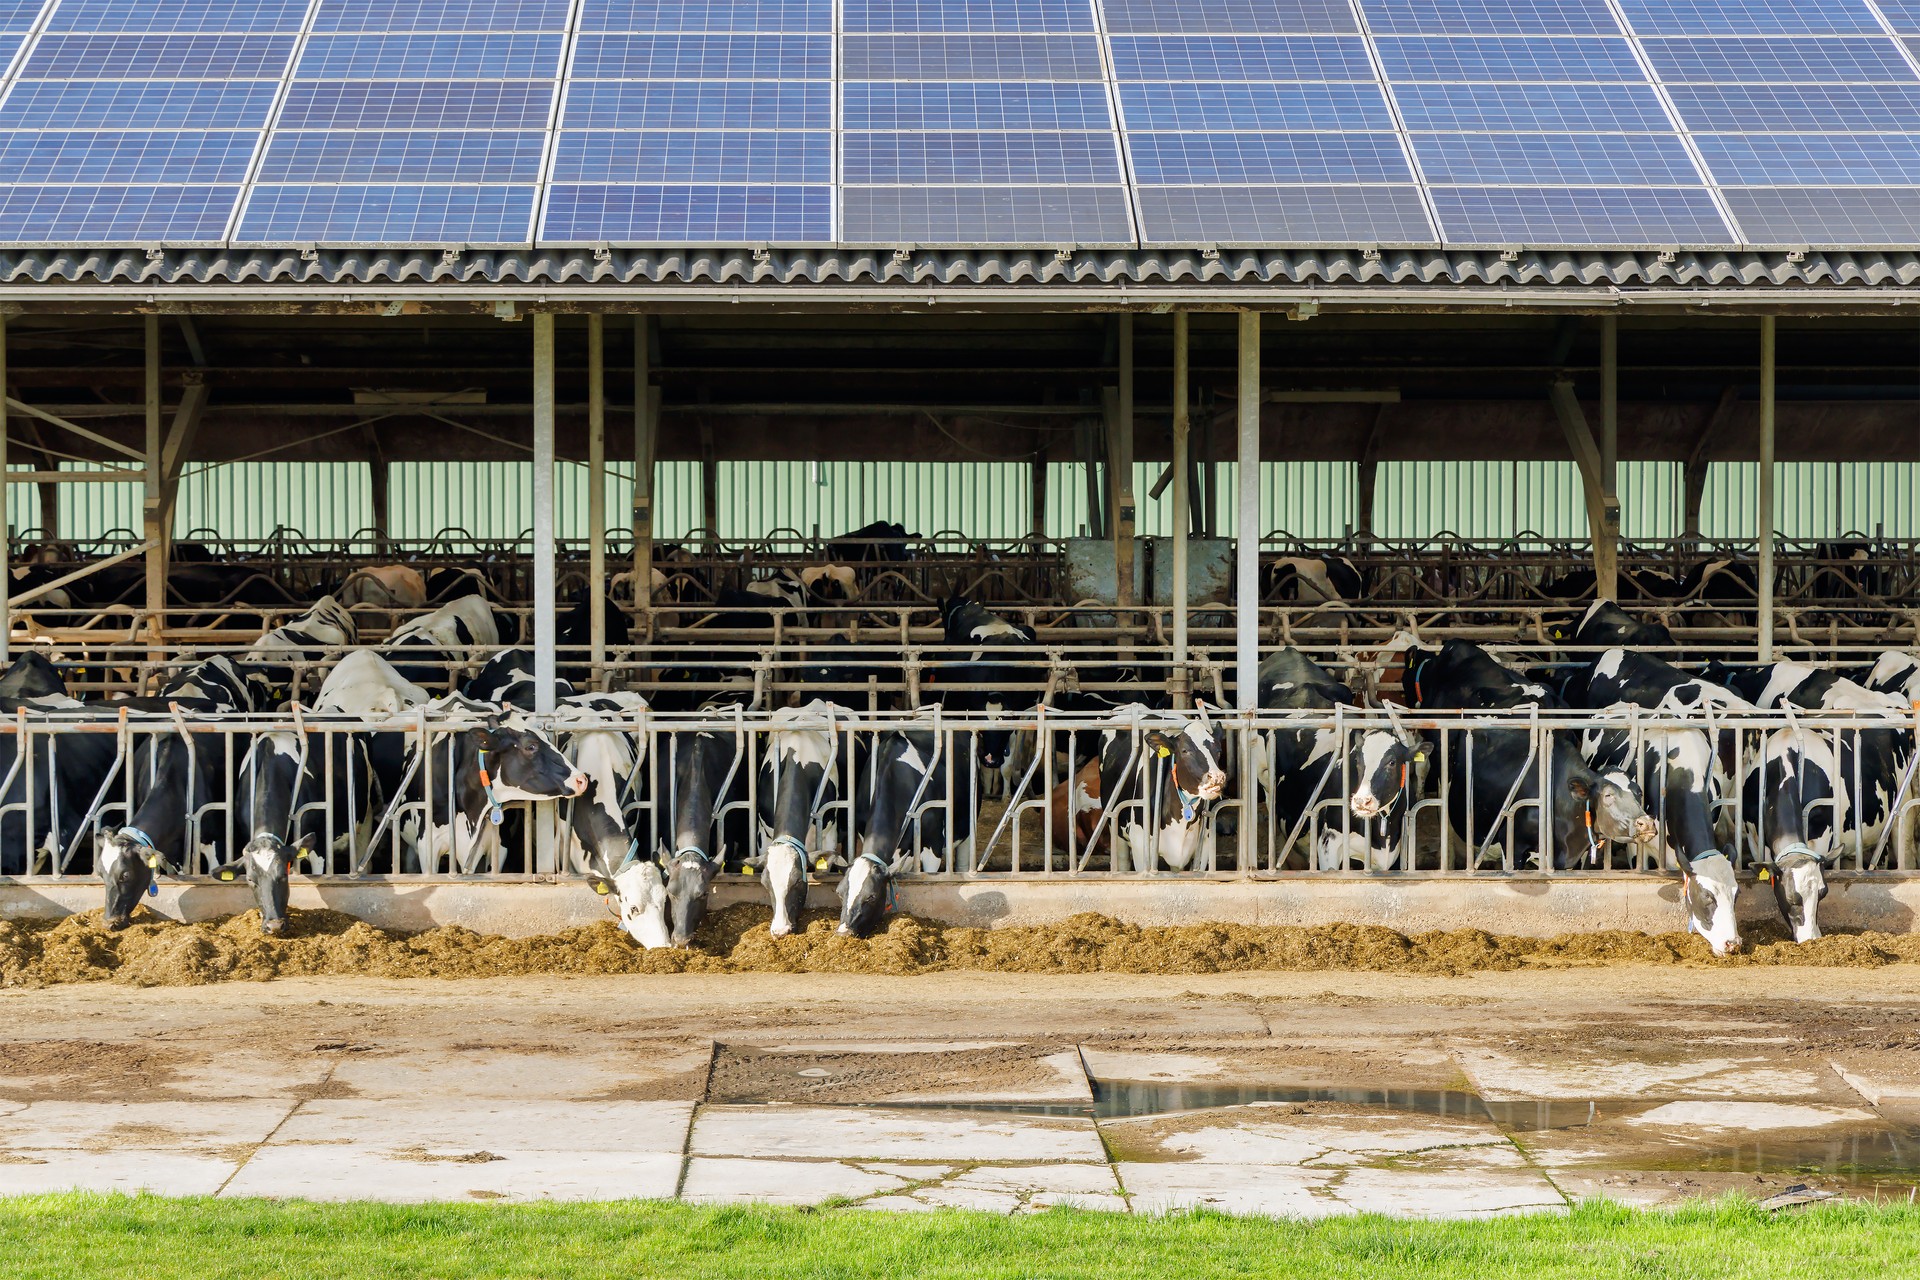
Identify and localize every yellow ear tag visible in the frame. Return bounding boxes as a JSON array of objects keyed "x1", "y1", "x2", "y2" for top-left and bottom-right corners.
[
  {"x1": 217, "y1": 869, "x2": 235, "y2": 882},
  {"x1": 1757, "y1": 867, "x2": 1772, "y2": 882},
  {"x1": 592, "y1": 881, "x2": 610, "y2": 896},
  {"x1": 1414, "y1": 752, "x2": 1427, "y2": 763},
  {"x1": 145, "y1": 853, "x2": 161, "y2": 870},
  {"x1": 1156, "y1": 745, "x2": 1171, "y2": 758},
  {"x1": 816, "y1": 857, "x2": 831, "y2": 872}
]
